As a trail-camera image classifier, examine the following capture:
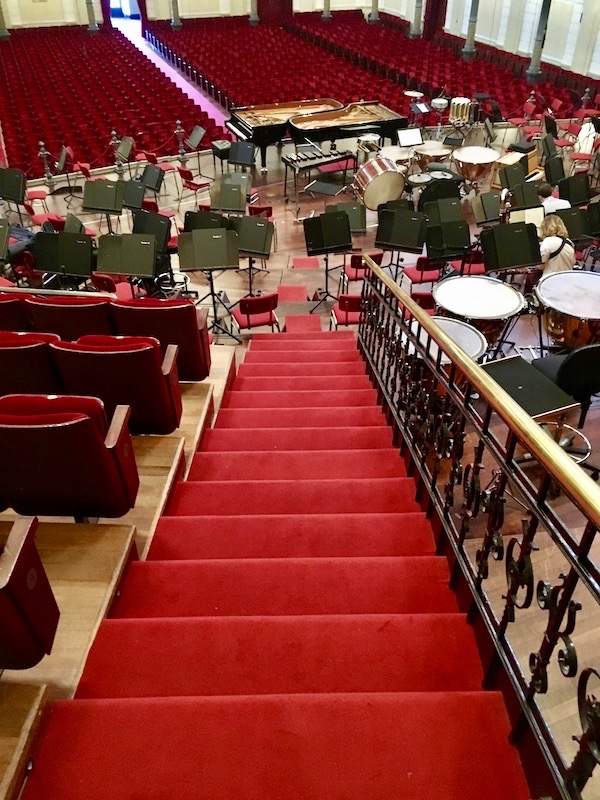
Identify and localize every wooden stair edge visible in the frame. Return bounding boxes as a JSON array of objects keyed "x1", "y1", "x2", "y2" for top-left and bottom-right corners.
[{"x1": 0, "y1": 682, "x2": 48, "y2": 800}]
